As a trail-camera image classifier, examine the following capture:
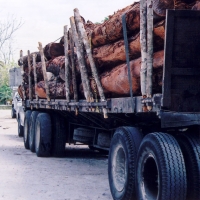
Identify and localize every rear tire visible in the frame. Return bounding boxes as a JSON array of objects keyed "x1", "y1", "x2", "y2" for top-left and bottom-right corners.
[
  {"x1": 35, "y1": 113, "x2": 52, "y2": 157},
  {"x1": 108, "y1": 127, "x2": 143, "y2": 200},
  {"x1": 136, "y1": 132, "x2": 187, "y2": 200},
  {"x1": 23, "y1": 110, "x2": 32, "y2": 149},
  {"x1": 51, "y1": 113, "x2": 67, "y2": 157},
  {"x1": 176, "y1": 133, "x2": 200, "y2": 200},
  {"x1": 29, "y1": 111, "x2": 40, "y2": 152},
  {"x1": 11, "y1": 107, "x2": 16, "y2": 118},
  {"x1": 18, "y1": 116, "x2": 24, "y2": 137}
]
